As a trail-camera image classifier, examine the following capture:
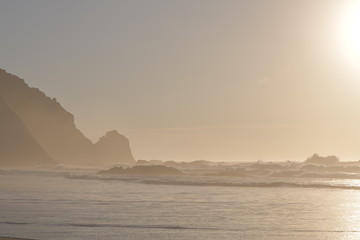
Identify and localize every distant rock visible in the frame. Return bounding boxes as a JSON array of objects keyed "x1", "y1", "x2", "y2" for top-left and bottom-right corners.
[
  {"x1": 305, "y1": 154, "x2": 339, "y2": 165},
  {"x1": 0, "y1": 96, "x2": 55, "y2": 167},
  {"x1": 95, "y1": 130, "x2": 135, "y2": 165},
  {"x1": 98, "y1": 165, "x2": 183, "y2": 176}
]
